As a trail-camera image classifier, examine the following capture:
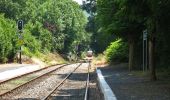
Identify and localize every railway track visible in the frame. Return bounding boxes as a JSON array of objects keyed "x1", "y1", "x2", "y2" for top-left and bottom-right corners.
[
  {"x1": 0, "y1": 63, "x2": 69, "y2": 98},
  {"x1": 84, "y1": 62, "x2": 90, "y2": 100},
  {"x1": 0, "y1": 63, "x2": 82, "y2": 99},
  {"x1": 0, "y1": 64, "x2": 64, "y2": 84},
  {"x1": 0, "y1": 62, "x2": 90, "y2": 100},
  {"x1": 44, "y1": 63, "x2": 90, "y2": 100}
]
